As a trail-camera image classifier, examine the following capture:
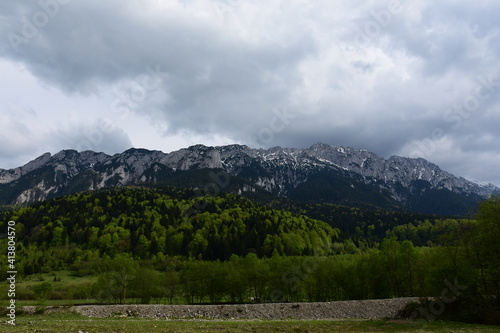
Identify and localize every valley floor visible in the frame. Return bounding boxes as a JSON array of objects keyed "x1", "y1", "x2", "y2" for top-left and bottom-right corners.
[
  {"x1": 4, "y1": 314, "x2": 500, "y2": 333},
  {"x1": 3, "y1": 299, "x2": 498, "y2": 332}
]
